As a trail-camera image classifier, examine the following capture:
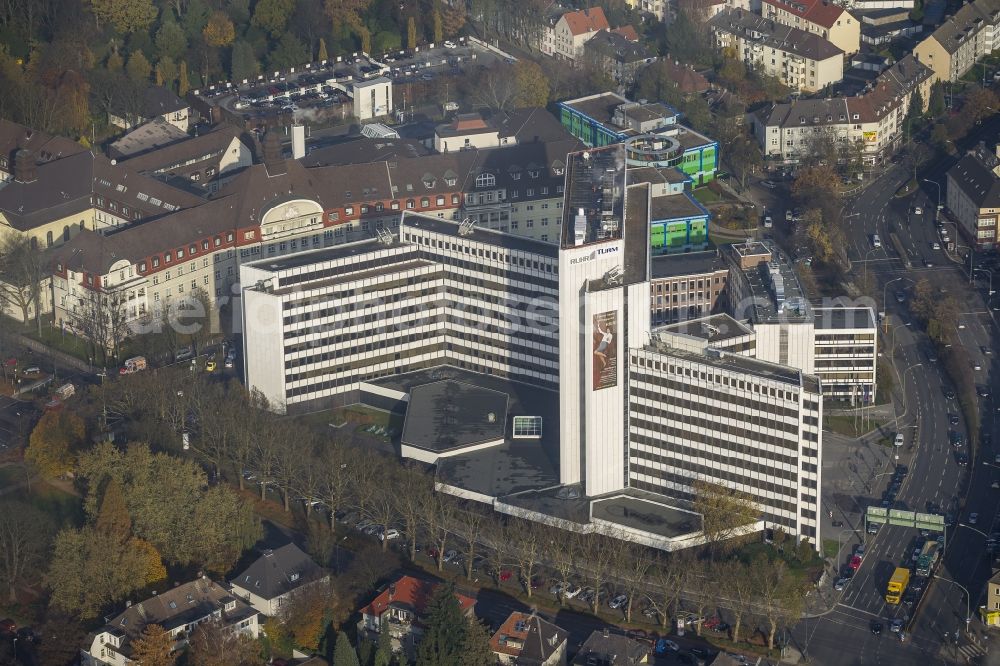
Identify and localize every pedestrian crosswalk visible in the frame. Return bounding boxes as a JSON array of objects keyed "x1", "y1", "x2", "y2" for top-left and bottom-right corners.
[{"x1": 949, "y1": 641, "x2": 987, "y2": 663}]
